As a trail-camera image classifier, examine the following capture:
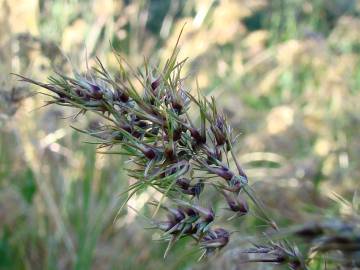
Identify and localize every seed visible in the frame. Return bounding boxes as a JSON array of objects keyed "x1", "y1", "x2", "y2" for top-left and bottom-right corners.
[
  {"x1": 173, "y1": 128, "x2": 182, "y2": 141},
  {"x1": 209, "y1": 166, "x2": 234, "y2": 181},
  {"x1": 202, "y1": 208, "x2": 215, "y2": 223},
  {"x1": 182, "y1": 206, "x2": 198, "y2": 217},
  {"x1": 137, "y1": 120, "x2": 148, "y2": 128},
  {"x1": 223, "y1": 192, "x2": 249, "y2": 214},
  {"x1": 190, "y1": 128, "x2": 206, "y2": 144},
  {"x1": 168, "y1": 208, "x2": 185, "y2": 222},
  {"x1": 143, "y1": 147, "x2": 157, "y2": 159},
  {"x1": 57, "y1": 92, "x2": 67, "y2": 103},
  {"x1": 172, "y1": 101, "x2": 183, "y2": 114},
  {"x1": 164, "y1": 146, "x2": 176, "y2": 161},
  {"x1": 201, "y1": 228, "x2": 230, "y2": 249},
  {"x1": 190, "y1": 181, "x2": 204, "y2": 199},
  {"x1": 120, "y1": 124, "x2": 132, "y2": 133},
  {"x1": 207, "y1": 147, "x2": 222, "y2": 164},
  {"x1": 176, "y1": 178, "x2": 191, "y2": 190},
  {"x1": 132, "y1": 130, "x2": 142, "y2": 138},
  {"x1": 151, "y1": 77, "x2": 161, "y2": 91},
  {"x1": 114, "y1": 87, "x2": 129, "y2": 102},
  {"x1": 89, "y1": 83, "x2": 103, "y2": 99}
]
